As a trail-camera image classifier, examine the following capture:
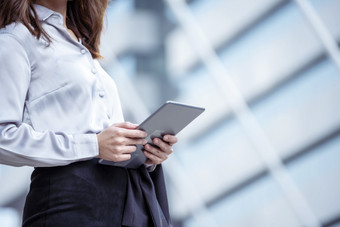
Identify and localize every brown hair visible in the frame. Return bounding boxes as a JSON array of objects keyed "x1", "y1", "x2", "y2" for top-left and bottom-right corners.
[{"x1": 0, "y1": 0, "x2": 108, "y2": 59}]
